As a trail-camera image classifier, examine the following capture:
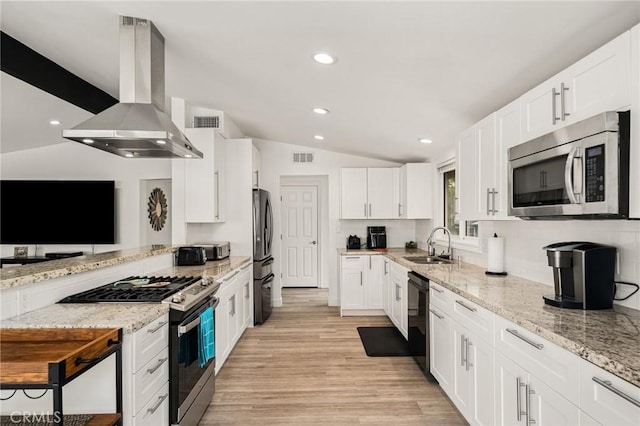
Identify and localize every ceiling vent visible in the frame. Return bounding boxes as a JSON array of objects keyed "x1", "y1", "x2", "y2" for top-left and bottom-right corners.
[
  {"x1": 292, "y1": 152, "x2": 314, "y2": 164},
  {"x1": 193, "y1": 115, "x2": 221, "y2": 129}
]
